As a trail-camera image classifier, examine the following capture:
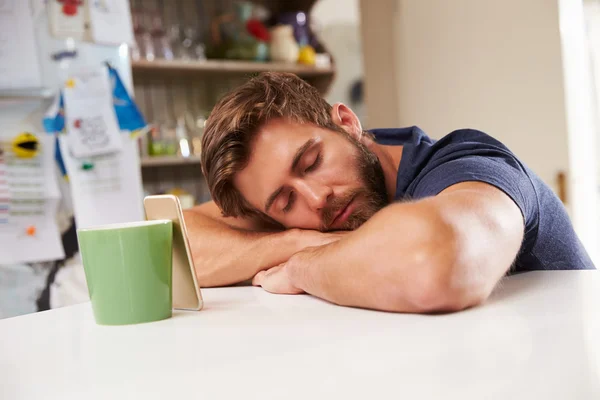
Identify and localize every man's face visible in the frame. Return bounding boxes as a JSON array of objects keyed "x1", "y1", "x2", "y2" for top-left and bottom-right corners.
[{"x1": 234, "y1": 119, "x2": 389, "y2": 231}]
